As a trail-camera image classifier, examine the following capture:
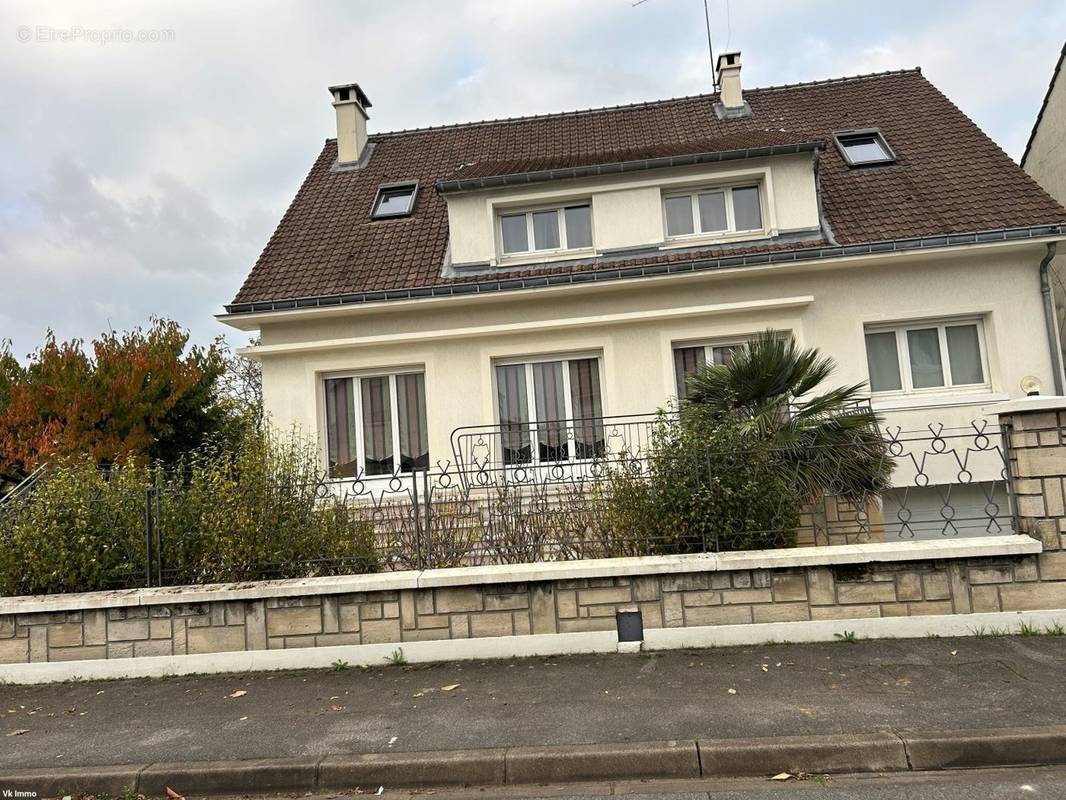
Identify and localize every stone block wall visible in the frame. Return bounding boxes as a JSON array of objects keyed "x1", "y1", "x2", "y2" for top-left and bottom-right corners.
[
  {"x1": 1002, "y1": 405, "x2": 1066, "y2": 552},
  {"x1": 5, "y1": 542, "x2": 1066, "y2": 665}
]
